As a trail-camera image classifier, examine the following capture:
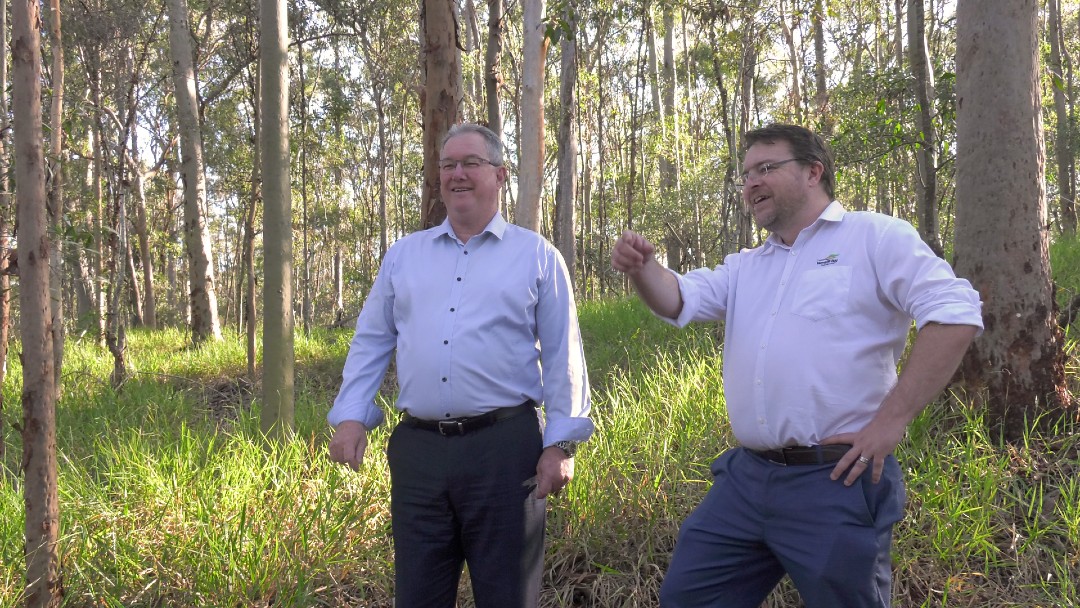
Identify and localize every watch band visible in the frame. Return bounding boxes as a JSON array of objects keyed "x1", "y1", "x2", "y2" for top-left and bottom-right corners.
[{"x1": 553, "y1": 440, "x2": 579, "y2": 457}]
